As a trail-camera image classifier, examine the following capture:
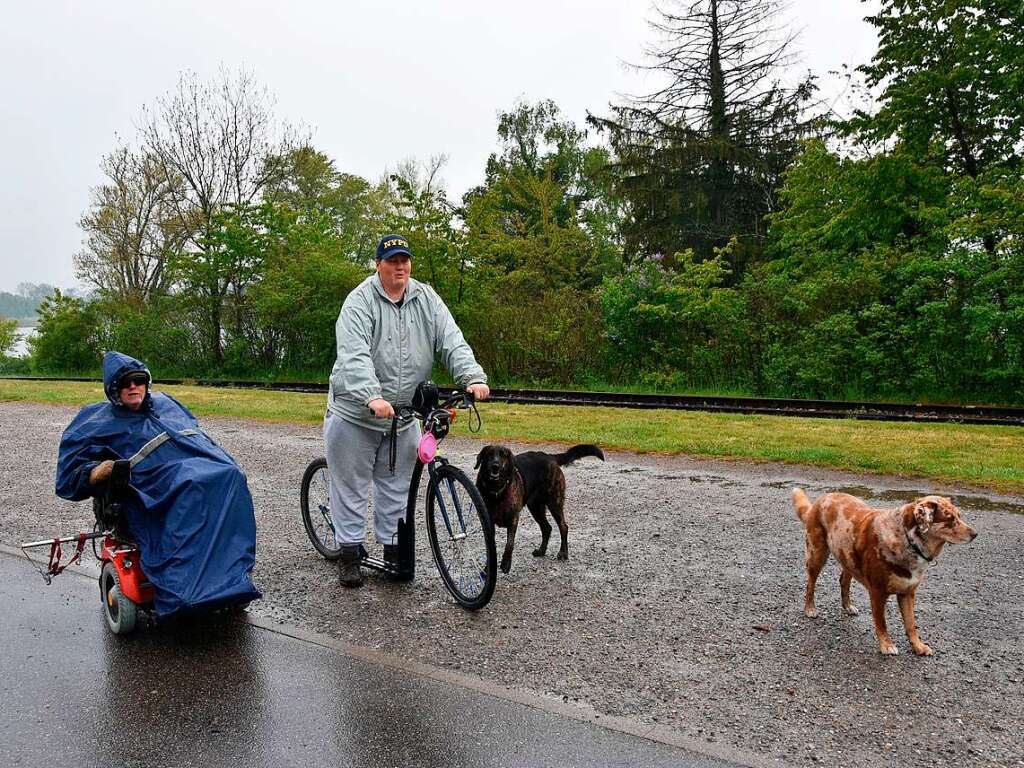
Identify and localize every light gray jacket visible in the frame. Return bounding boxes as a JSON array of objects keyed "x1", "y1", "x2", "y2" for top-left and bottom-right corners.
[{"x1": 327, "y1": 274, "x2": 487, "y2": 432}]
